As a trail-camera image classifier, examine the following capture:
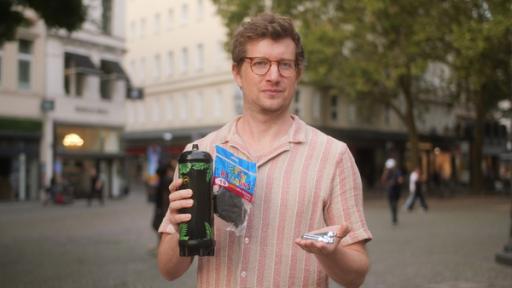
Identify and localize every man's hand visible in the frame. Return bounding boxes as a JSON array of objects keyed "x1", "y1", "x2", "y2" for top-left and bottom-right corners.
[
  {"x1": 167, "y1": 178, "x2": 194, "y2": 232},
  {"x1": 294, "y1": 224, "x2": 351, "y2": 255}
]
